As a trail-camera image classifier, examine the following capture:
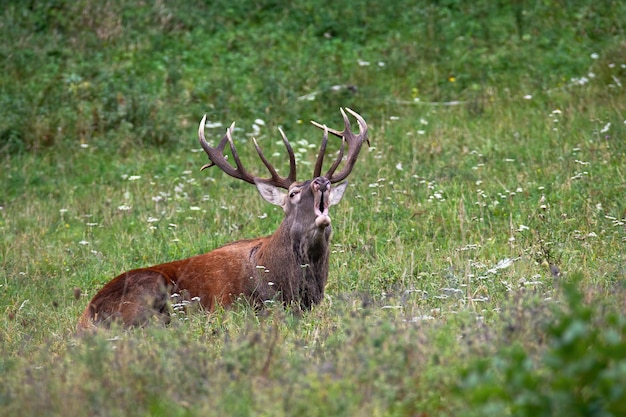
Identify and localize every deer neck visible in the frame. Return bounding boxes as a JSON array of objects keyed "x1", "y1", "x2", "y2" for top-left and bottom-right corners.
[
  {"x1": 288, "y1": 214, "x2": 332, "y2": 262},
  {"x1": 253, "y1": 216, "x2": 331, "y2": 308}
]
